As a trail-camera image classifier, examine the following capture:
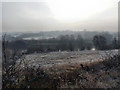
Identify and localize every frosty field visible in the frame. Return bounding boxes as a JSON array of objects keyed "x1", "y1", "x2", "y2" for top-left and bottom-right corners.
[
  {"x1": 5, "y1": 49, "x2": 120, "y2": 88},
  {"x1": 24, "y1": 50, "x2": 118, "y2": 70}
]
